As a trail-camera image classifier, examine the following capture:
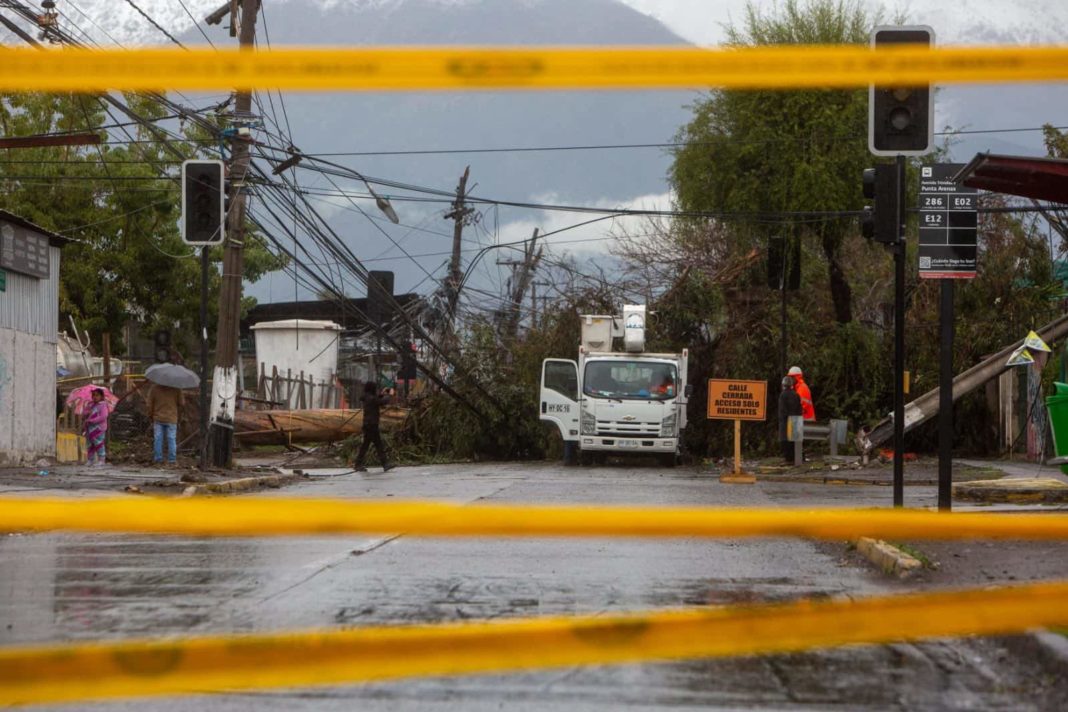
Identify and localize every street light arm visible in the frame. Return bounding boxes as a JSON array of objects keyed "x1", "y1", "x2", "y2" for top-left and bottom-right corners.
[
  {"x1": 455, "y1": 213, "x2": 625, "y2": 297},
  {"x1": 285, "y1": 152, "x2": 401, "y2": 224}
]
